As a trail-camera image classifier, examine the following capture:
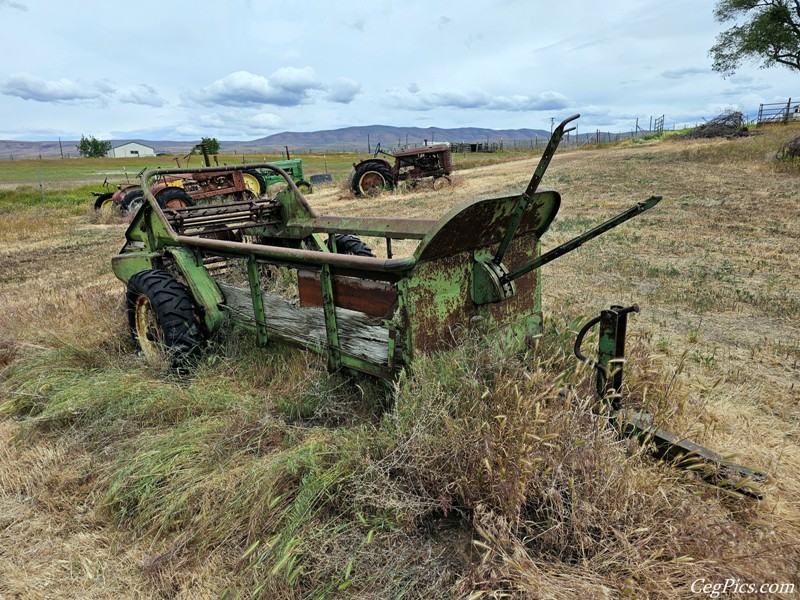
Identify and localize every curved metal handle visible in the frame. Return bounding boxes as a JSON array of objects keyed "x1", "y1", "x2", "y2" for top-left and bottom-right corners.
[{"x1": 574, "y1": 314, "x2": 603, "y2": 371}]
